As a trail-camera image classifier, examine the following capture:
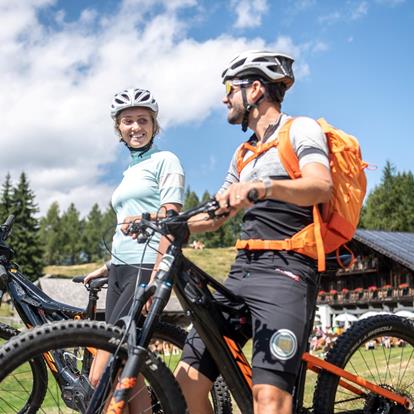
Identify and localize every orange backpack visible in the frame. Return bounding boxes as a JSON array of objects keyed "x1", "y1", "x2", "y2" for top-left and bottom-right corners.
[{"x1": 235, "y1": 118, "x2": 368, "y2": 272}]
